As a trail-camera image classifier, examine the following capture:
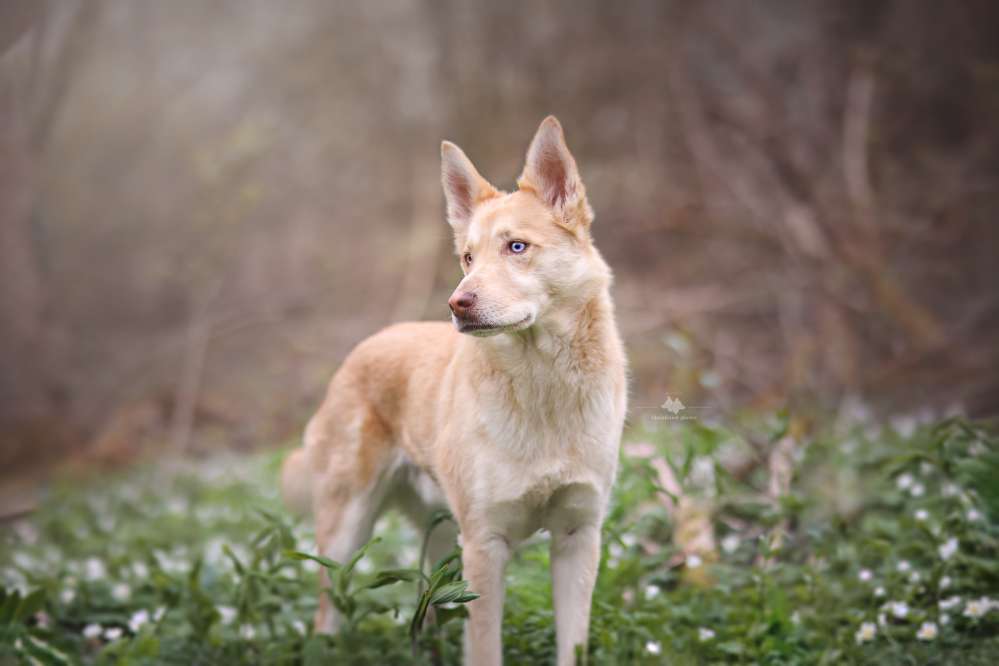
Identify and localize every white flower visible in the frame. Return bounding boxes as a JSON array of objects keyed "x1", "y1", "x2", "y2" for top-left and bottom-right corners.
[
  {"x1": 791, "y1": 611, "x2": 801, "y2": 625},
  {"x1": 855, "y1": 622, "x2": 877, "y2": 644},
  {"x1": 132, "y1": 561, "x2": 150, "y2": 578},
  {"x1": 874, "y1": 586, "x2": 886, "y2": 597},
  {"x1": 916, "y1": 622, "x2": 938, "y2": 641},
  {"x1": 240, "y1": 624, "x2": 256, "y2": 640},
  {"x1": 939, "y1": 538, "x2": 958, "y2": 561},
  {"x1": 914, "y1": 509, "x2": 929, "y2": 522},
  {"x1": 686, "y1": 553, "x2": 703, "y2": 569},
  {"x1": 84, "y1": 558, "x2": 106, "y2": 581},
  {"x1": 103, "y1": 627, "x2": 123, "y2": 641},
  {"x1": 60, "y1": 588, "x2": 76, "y2": 605},
  {"x1": 128, "y1": 610, "x2": 150, "y2": 632},
  {"x1": 697, "y1": 627, "x2": 715, "y2": 642},
  {"x1": 963, "y1": 597, "x2": 994, "y2": 619},
  {"x1": 721, "y1": 534, "x2": 740, "y2": 554},
  {"x1": 13, "y1": 552, "x2": 34, "y2": 571},
  {"x1": 942, "y1": 483, "x2": 960, "y2": 497},
  {"x1": 645, "y1": 640, "x2": 662, "y2": 655},
  {"x1": 644, "y1": 585, "x2": 660, "y2": 600},
  {"x1": 967, "y1": 509, "x2": 981, "y2": 522},
  {"x1": 910, "y1": 483, "x2": 925, "y2": 497},
  {"x1": 939, "y1": 576, "x2": 952, "y2": 590},
  {"x1": 896, "y1": 473, "x2": 914, "y2": 490},
  {"x1": 218, "y1": 606, "x2": 237, "y2": 625},
  {"x1": 909, "y1": 571, "x2": 921, "y2": 583},
  {"x1": 897, "y1": 560, "x2": 911, "y2": 573},
  {"x1": 858, "y1": 569, "x2": 873, "y2": 582},
  {"x1": 940, "y1": 614, "x2": 950, "y2": 625},
  {"x1": 292, "y1": 619, "x2": 307, "y2": 636},
  {"x1": 878, "y1": 613, "x2": 887, "y2": 627},
  {"x1": 890, "y1": 601, "x2": 909, "y2": 619},
  {"x1": 112, "y1": 583, "x2": 131, "y2": 601},
  {"x1": 940, "y1": 596, "x2": 962, "y2": 610},
  {"x1": 83, "y1": 623, "x2": 102, "y2": 639},
  {"x1": 154, "y1": 607, "x2": 166, "y2": 621},
  {"x1": 919, "y1": 461, "x2": 933, "y2": 476}
]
